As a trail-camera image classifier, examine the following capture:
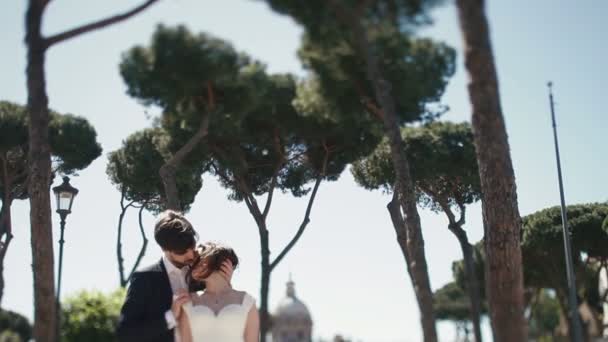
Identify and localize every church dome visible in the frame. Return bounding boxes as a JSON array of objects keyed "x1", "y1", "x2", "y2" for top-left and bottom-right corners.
[{"x1": 274, "y1": 277, "x2": 312, "y2": 321}]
